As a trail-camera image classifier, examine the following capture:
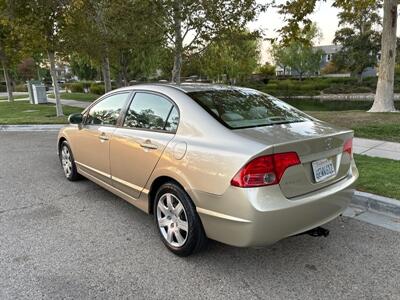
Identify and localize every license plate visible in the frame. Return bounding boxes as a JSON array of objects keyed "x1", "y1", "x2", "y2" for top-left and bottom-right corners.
[{"x1": 312, "y1": 158, "x2": 336, "y2": 183}]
